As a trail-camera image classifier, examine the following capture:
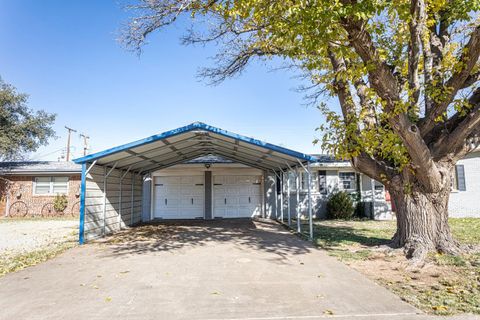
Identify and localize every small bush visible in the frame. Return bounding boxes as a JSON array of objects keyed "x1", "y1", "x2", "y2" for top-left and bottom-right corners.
[
  {"x1": 53, "y1": 194, "x2": 68, "y2": 213},
  {"x1": 326, "y1": 191, "x2": 355, "y2": 219}
]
